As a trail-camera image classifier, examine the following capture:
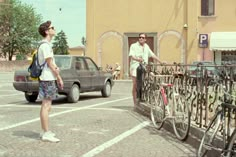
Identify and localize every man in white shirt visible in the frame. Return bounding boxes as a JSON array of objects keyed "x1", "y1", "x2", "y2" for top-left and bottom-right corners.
[
  {"x1": 38, "y1": 21, "x2": 63, "y2": 142},
  {"x1": 129, "y1": 33, "x2": 162, "y2": 107}
]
